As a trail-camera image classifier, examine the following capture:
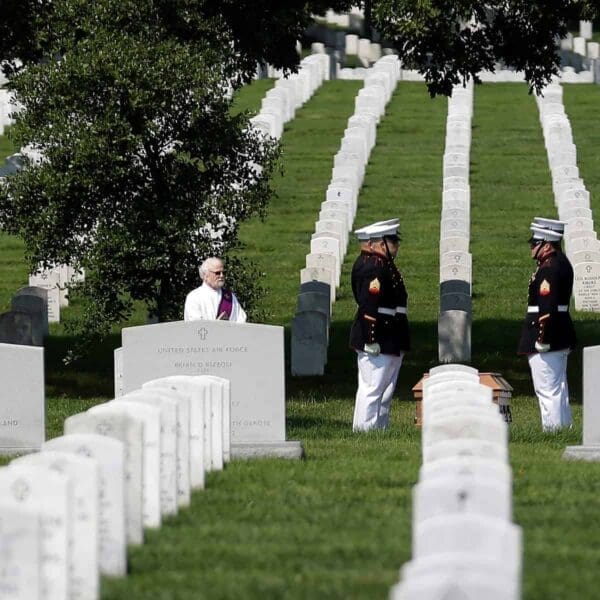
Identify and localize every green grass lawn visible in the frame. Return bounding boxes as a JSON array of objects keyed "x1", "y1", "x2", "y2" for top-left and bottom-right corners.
[{"x1": 1, "y1": 81, "x2": 600, "y2": 599}]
